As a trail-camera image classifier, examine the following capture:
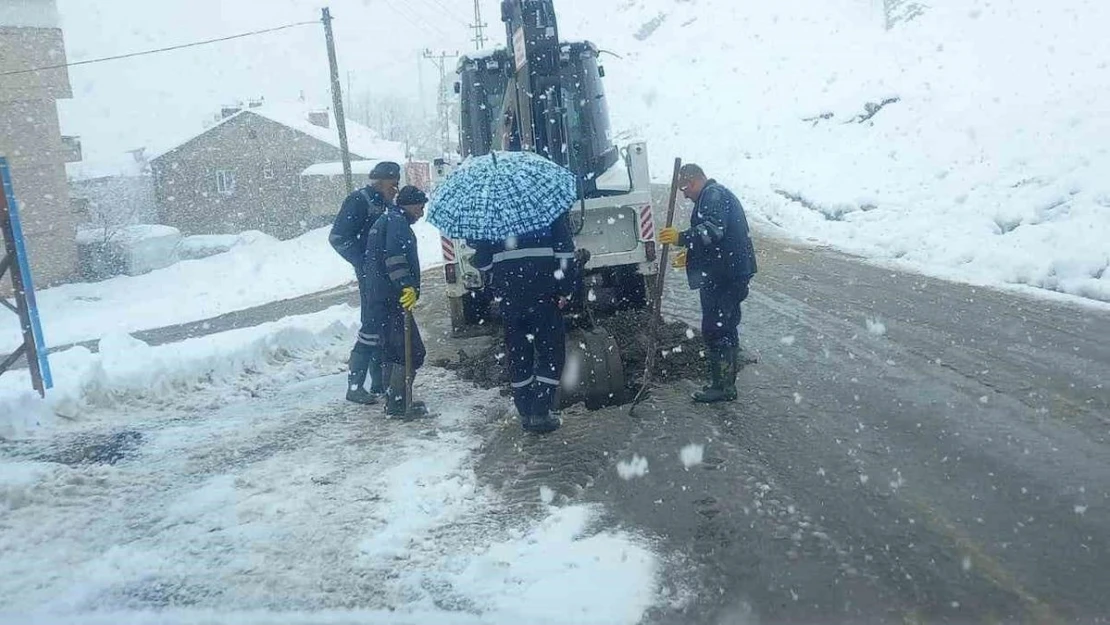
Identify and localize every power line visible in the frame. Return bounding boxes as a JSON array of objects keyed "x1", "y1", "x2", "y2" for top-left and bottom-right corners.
[
  {"x1": 425, "y1": 0, "x2": 471, "y2": 25},
  {"x1": 0, "y1": 20, "x2": 318, "y2": 77},
  {"x1": 404, "y1": 0, "x2": 466, "y2": 37},
  {"x1": 381, "y1": 0, "x2": 453, "y2": 40}
]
